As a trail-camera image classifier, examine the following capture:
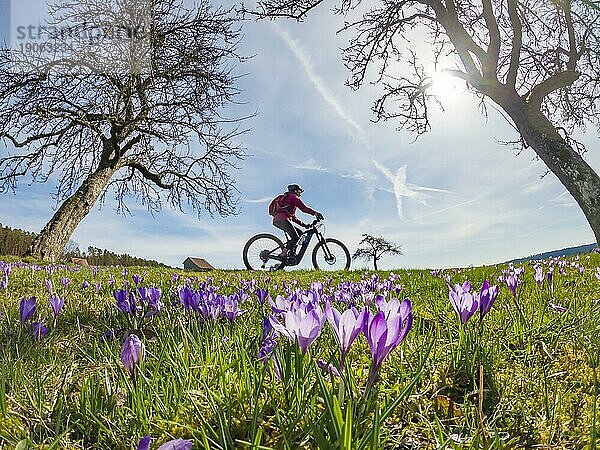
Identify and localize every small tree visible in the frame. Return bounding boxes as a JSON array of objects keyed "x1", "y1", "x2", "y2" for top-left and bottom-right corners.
[{"x1": 352, "y1": 234, "x2": 403, "y2": 270}]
